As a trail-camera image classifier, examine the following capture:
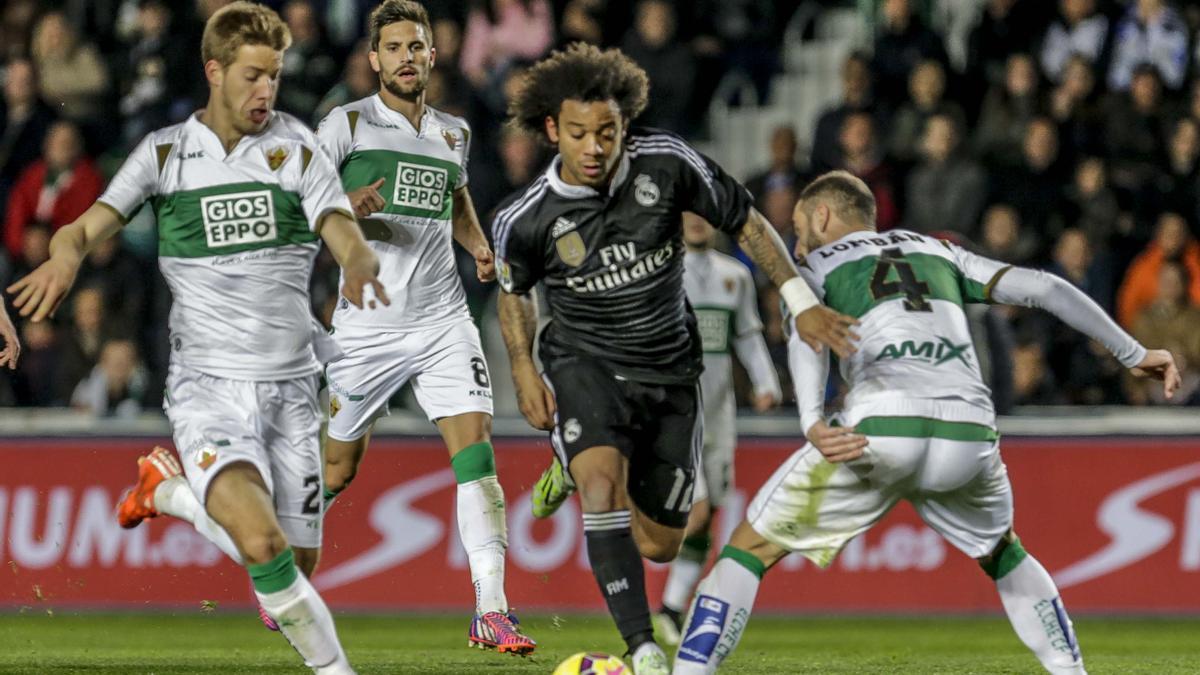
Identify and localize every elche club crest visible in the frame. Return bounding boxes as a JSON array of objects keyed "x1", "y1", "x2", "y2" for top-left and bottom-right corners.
[
  {"x1": 264, "y1": 146, "x2": 289, "y2": 171},
  {"x1": 634, "y1": 173, "x2": 659, "y2": 207},
  {"x1": 553, "y1": 216, "x2": 586, "y2": 267}
]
